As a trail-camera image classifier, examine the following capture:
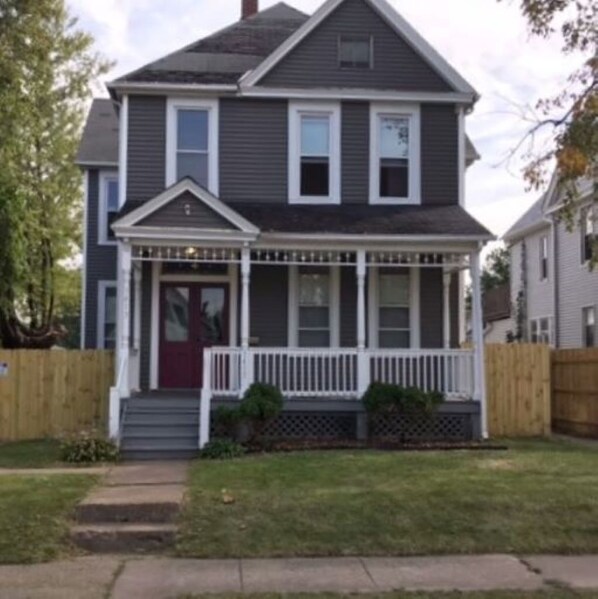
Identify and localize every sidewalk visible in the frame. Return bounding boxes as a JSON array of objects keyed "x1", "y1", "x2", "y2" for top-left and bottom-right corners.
[{"x1": 1, "y1": 554, "x2": 598, "y2": 599}]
